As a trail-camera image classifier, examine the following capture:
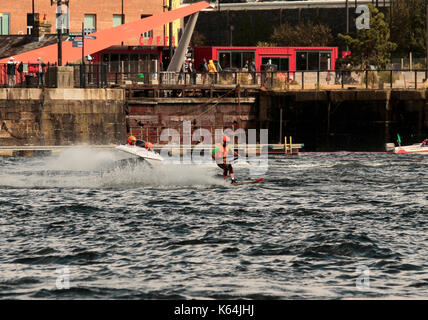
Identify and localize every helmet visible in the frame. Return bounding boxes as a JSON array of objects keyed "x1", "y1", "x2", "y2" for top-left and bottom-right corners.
[
  {"x1": 145, "y1": 142, "x2": 153, "y2": 149},
  {"x1": 222, "y1": 135, "x2": 231, "y2": 142},
  {"x1": 127, "y1": 136, "x2": 136, "y2": 144}
]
